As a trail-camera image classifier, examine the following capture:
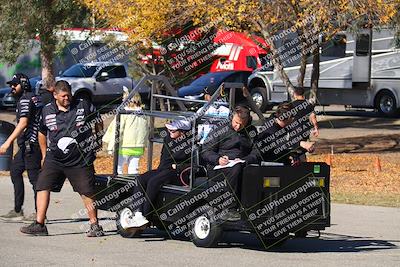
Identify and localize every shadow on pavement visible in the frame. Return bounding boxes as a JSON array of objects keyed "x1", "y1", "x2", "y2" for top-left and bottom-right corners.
[
  {"x1": 126, "y1": 228, "x2": 399, "y2": 253},
  {"x1": 217, "y1": 231, "x2": 399, "y2": 253}
]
